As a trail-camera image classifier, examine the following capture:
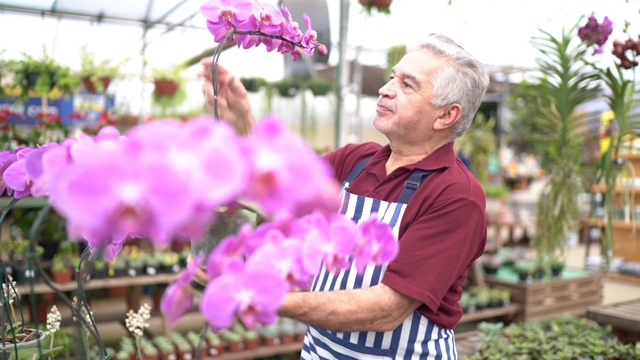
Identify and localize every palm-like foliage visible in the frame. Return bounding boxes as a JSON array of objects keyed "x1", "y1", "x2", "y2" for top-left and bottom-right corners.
[
  {"x1": 585, "y1": 60, "x2": 640, "y2": 269},
  {"x1": 526, "y1": 22, "x2": 601, "y2": 265}
]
